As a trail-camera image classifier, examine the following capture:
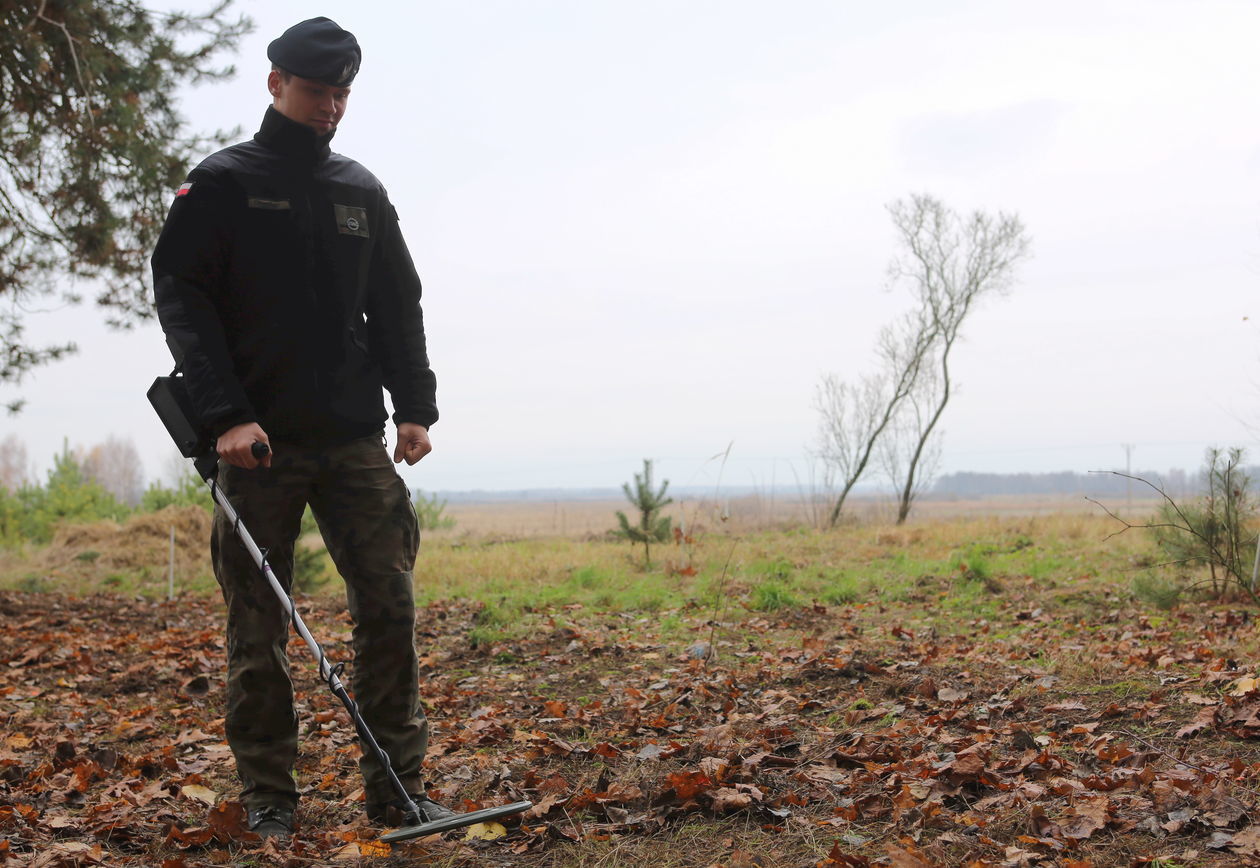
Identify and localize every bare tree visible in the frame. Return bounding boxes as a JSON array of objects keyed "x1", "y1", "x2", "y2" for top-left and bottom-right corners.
[
  {"x1": 878, "y1": 364, "x2": 943, "y2": 521},
  {"x1": 882, "y1": 194, "x2": 1030, "y2": 524},
  {"x1": 162, "y1": 450, "x2": 194, "y2": 488},
  {"x1": 79, "y1": 435, "x2": 145, "y2": 506},
  {"x1": 815, "y1": 309, "x2": 937, "y2": 527},
  {"x1": 814, "y1": 194, "x2": 1029, "y2": 527},
  {"x1": 815, "y1": 372, "x2": 883, "y2": 525},
  {"x1": 0, "y1": 433, "x2": 30, "y2": 492}
]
